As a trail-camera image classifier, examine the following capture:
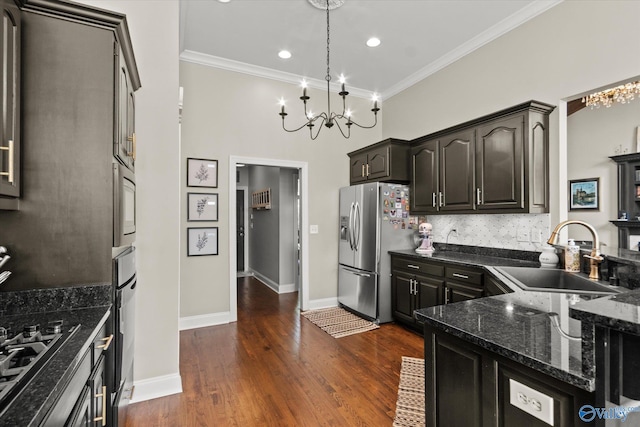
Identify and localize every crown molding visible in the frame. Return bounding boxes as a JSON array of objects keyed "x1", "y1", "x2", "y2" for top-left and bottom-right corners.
[
  {"x1": 180, "y1": 50, "x2": 375, "y2": 100},
  {"x1": 381, "y1": 0, "x2": 563, "y2": 99}
]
